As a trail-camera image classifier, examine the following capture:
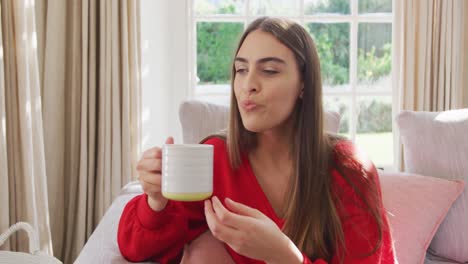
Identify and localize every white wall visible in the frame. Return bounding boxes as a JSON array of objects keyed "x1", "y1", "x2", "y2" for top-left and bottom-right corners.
[
  {"x1": 140, "y1": 0, "x2": 191, "y2": 152},
  {"x1": 464, "y1": 2, "x2": 468, "y2": 108}
]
